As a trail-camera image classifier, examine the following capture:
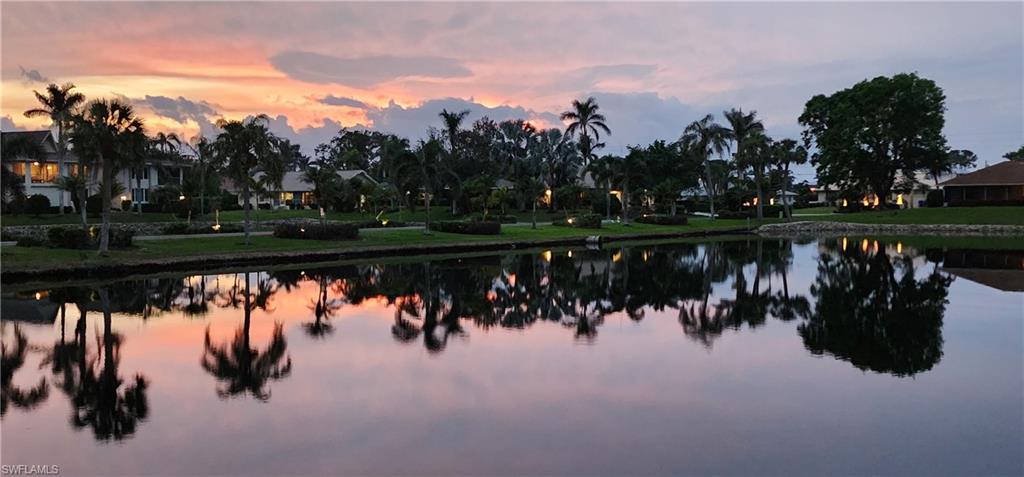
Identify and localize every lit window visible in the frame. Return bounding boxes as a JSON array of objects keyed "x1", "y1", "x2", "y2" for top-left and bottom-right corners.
[
  {"x1": 30, "y1": 162, "x2": 58, "y2": 183},
  {"x1": 9, "y1": 162, "x2": 26, "y2": 178}
]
